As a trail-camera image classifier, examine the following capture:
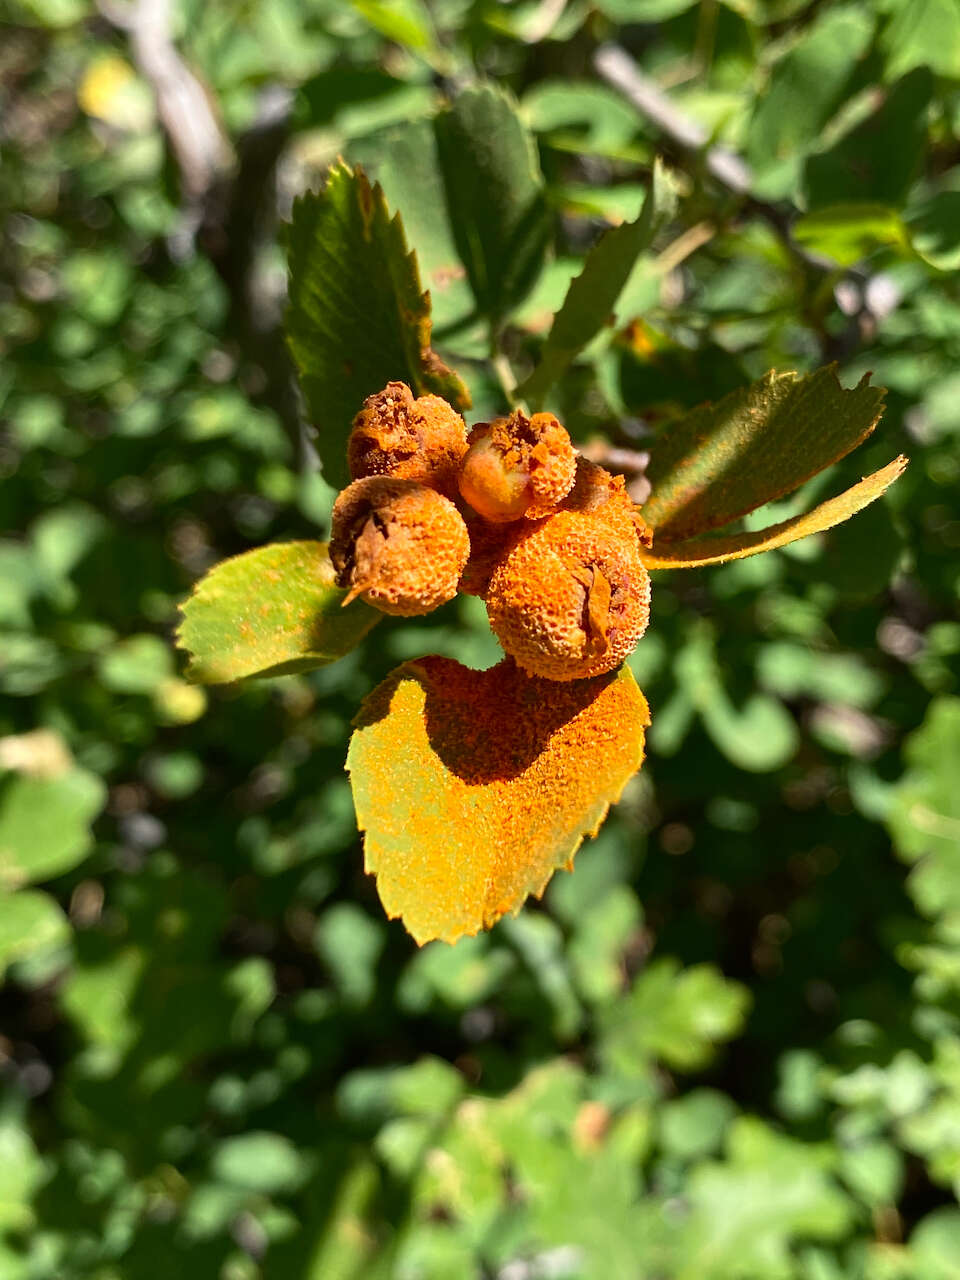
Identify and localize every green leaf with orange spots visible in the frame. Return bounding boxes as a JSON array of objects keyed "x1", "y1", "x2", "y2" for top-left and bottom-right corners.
[
  {"x1": 640, "y1": 365, "x2": 887, "y2": 542},
  {"x1": 177, "y1": 541, "x2": 380, "y2": 683},
  {"x1": 643, "y1": 456, "x2": 907, "y2": 569},
  {"x1": 346, "y1": 657, "x2": 650, "y2": 945},
  {"x1": 285, "y1": 161, "x2": 471, "y2": 490}
]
